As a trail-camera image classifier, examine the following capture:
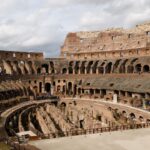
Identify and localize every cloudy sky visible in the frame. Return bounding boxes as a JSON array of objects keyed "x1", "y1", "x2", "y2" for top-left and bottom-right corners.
[{"x1": 0, "y1": 0, "x2": 150, "y2": 57}]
